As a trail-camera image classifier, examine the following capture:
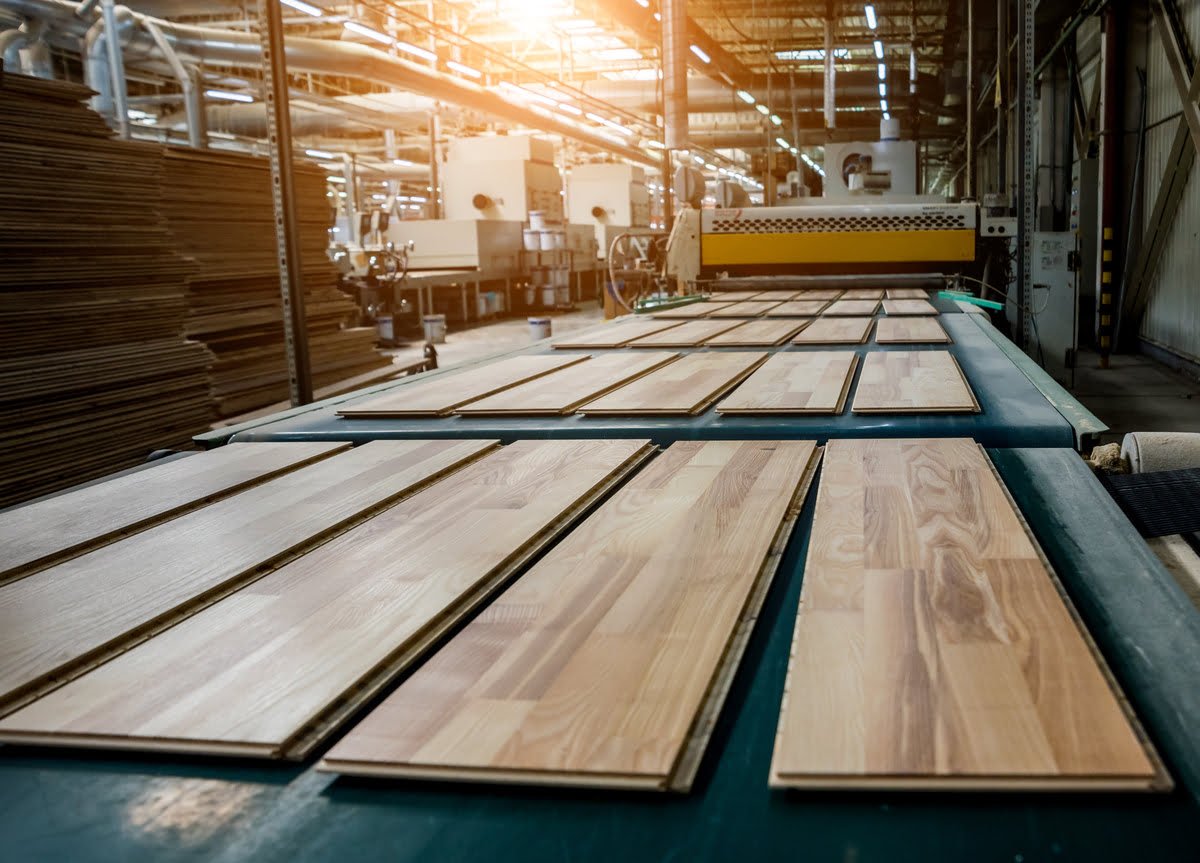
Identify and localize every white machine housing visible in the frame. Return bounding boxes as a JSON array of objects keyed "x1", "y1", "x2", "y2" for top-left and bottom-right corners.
[
  {"x1": 442, "y1": 134, "x2": 563, "y2": 223},
  {"x1": 823, "y1": 140, "x2": 918, "y2": 198},
  {"x1": 384, "y1": 219, "x2": 524, "y2": 271},
  {"x1": 567, "y1": 163, "x2": 650, "y2": 258}
]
